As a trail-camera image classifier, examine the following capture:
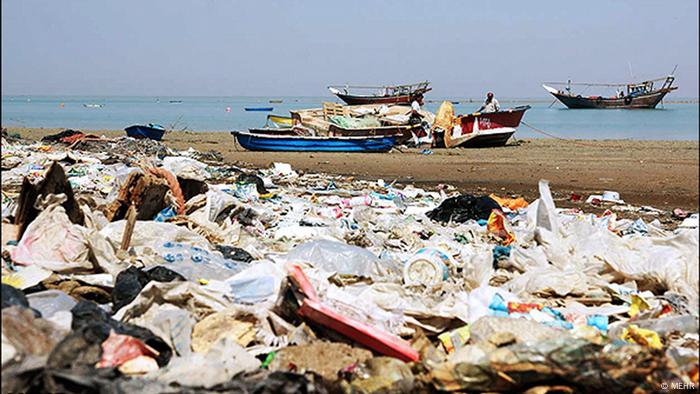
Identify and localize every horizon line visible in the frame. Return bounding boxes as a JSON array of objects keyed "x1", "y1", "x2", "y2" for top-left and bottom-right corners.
[{"x1": 4, "y1": 94, "x2": 699, "y2": 101}]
